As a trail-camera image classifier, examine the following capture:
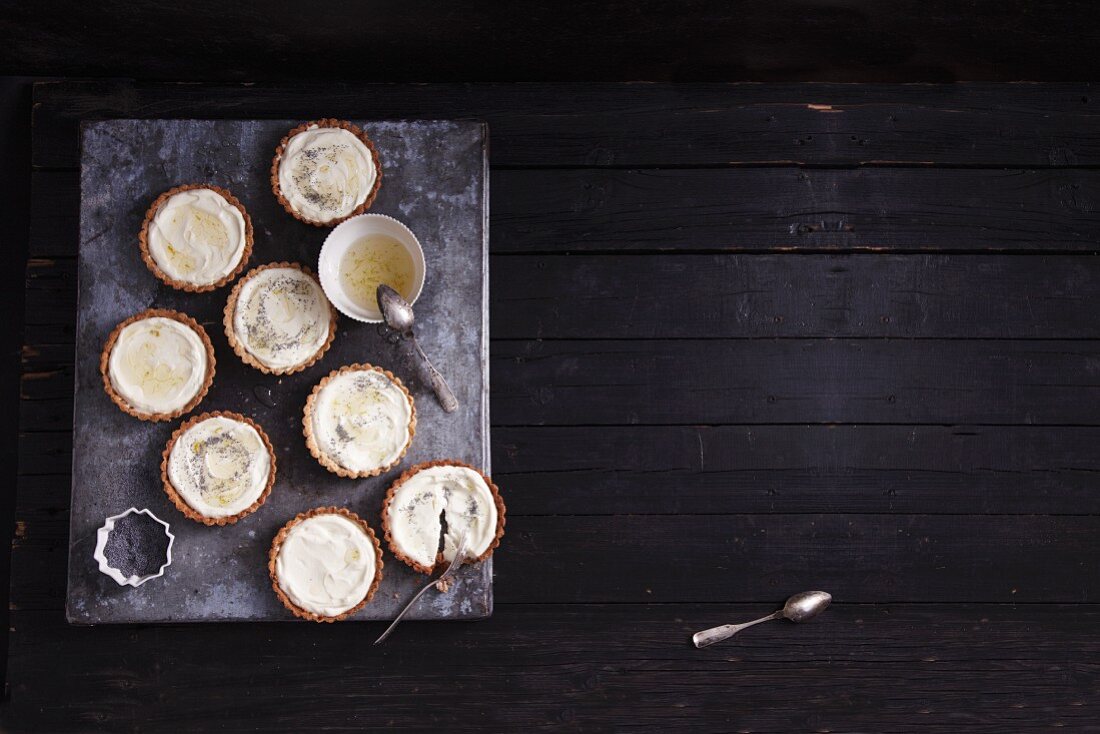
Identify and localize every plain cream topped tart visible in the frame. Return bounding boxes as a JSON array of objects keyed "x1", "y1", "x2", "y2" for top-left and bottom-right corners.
[
  {"x1": 225, "y1": 262, "x2": 336, "y2": 374},
  {"x1": 304, "y1": 364, "x2": 416, "y2": 478},
  {"x1": 269, "y1": 508, "x2": 383, "y2": 622},
  {"x1": 140, "y1": 184, "x2": 253, "y2": 291},
  {"x1": 272, "y1": 119, "x2": 382, "y2": 226},
  {"x1": 101, "y1": 309, "x2": 215, "y2": 421},
  {"x1": 162, "y1": 411, "x2": 276, "y2": 525},
  {"x1": 383, "y1": 461, "x2": 505, "y2": 575}
]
